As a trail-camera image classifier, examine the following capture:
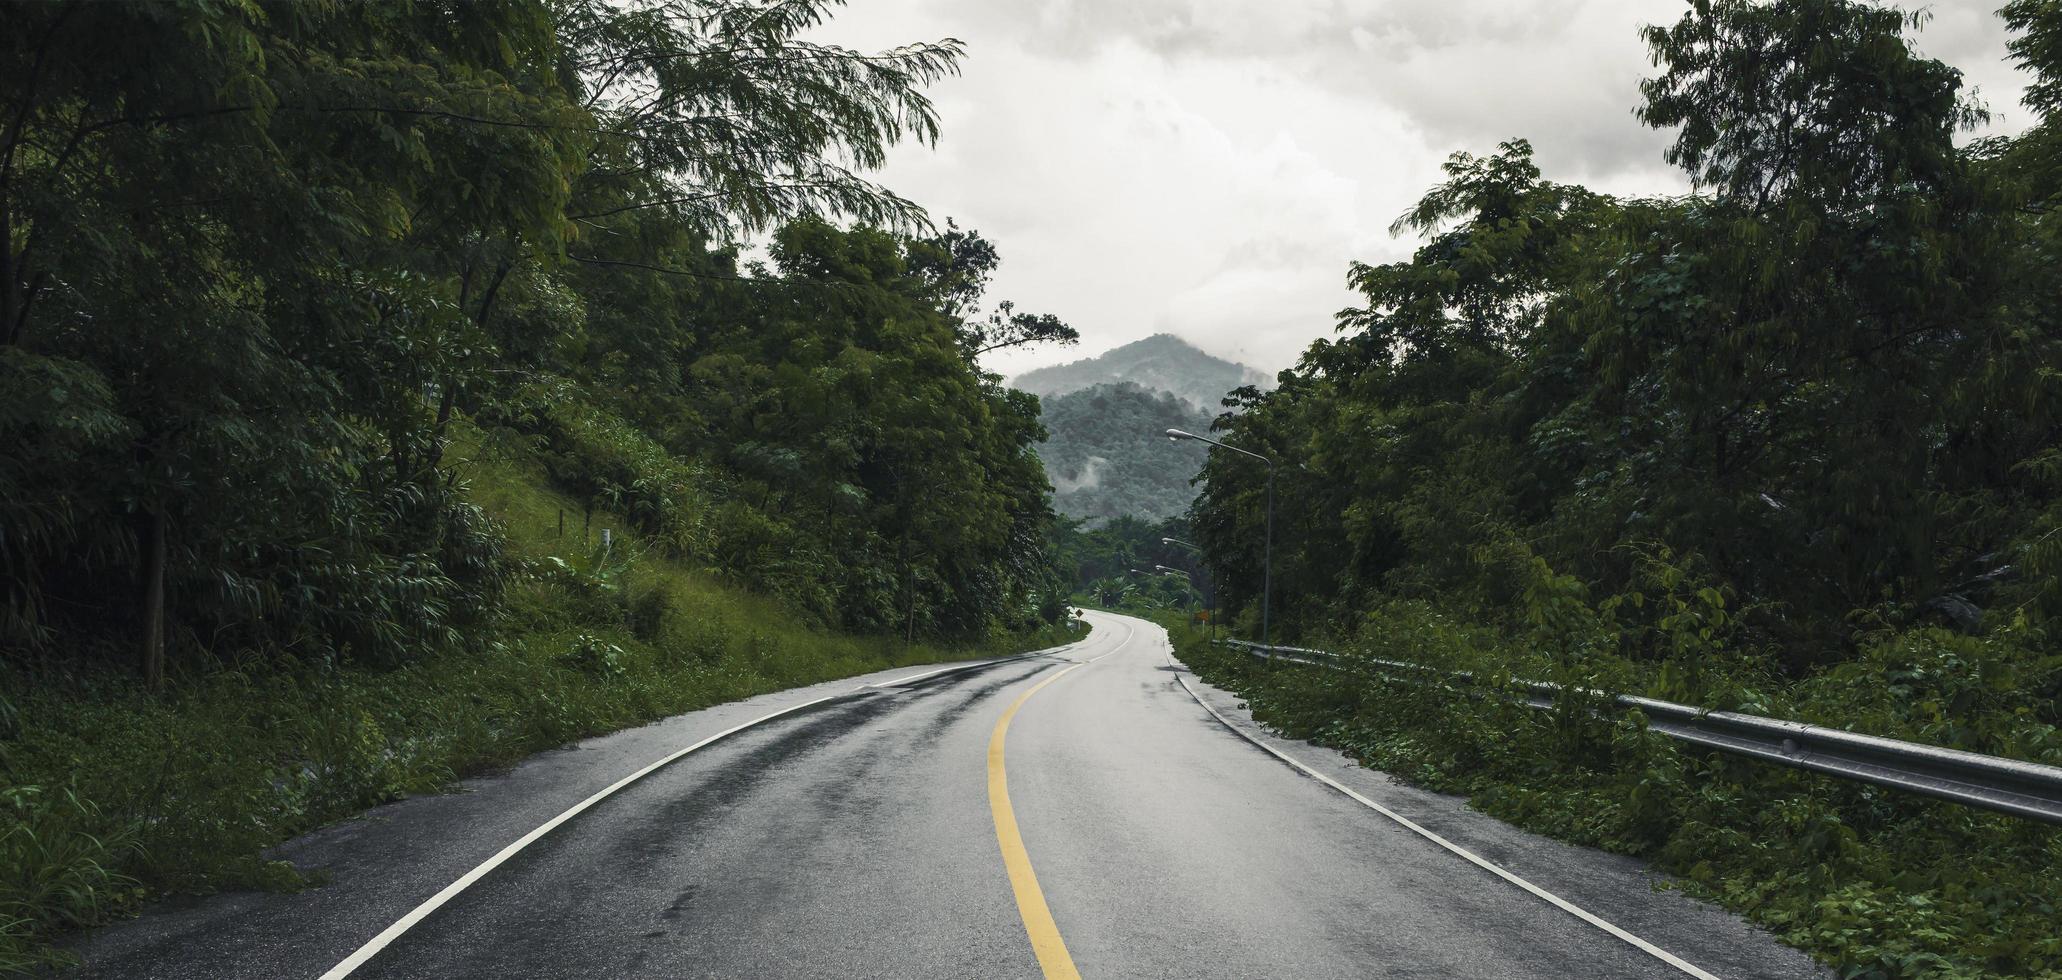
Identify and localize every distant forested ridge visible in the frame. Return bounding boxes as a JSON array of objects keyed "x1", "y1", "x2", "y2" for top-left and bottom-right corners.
[
  {"x1": 1038, "y1": 383, "x2": 1209, "y2": 525},
  {"x1": 1018, "y1": 334, "x2": 1266, "y2": 526},
  {"x1": 1013, "y1": 333, "x2": 1268, "y2": 412},
  {"x1": 0, "y1": 0, "x2": 1080, "y2": 682}
]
